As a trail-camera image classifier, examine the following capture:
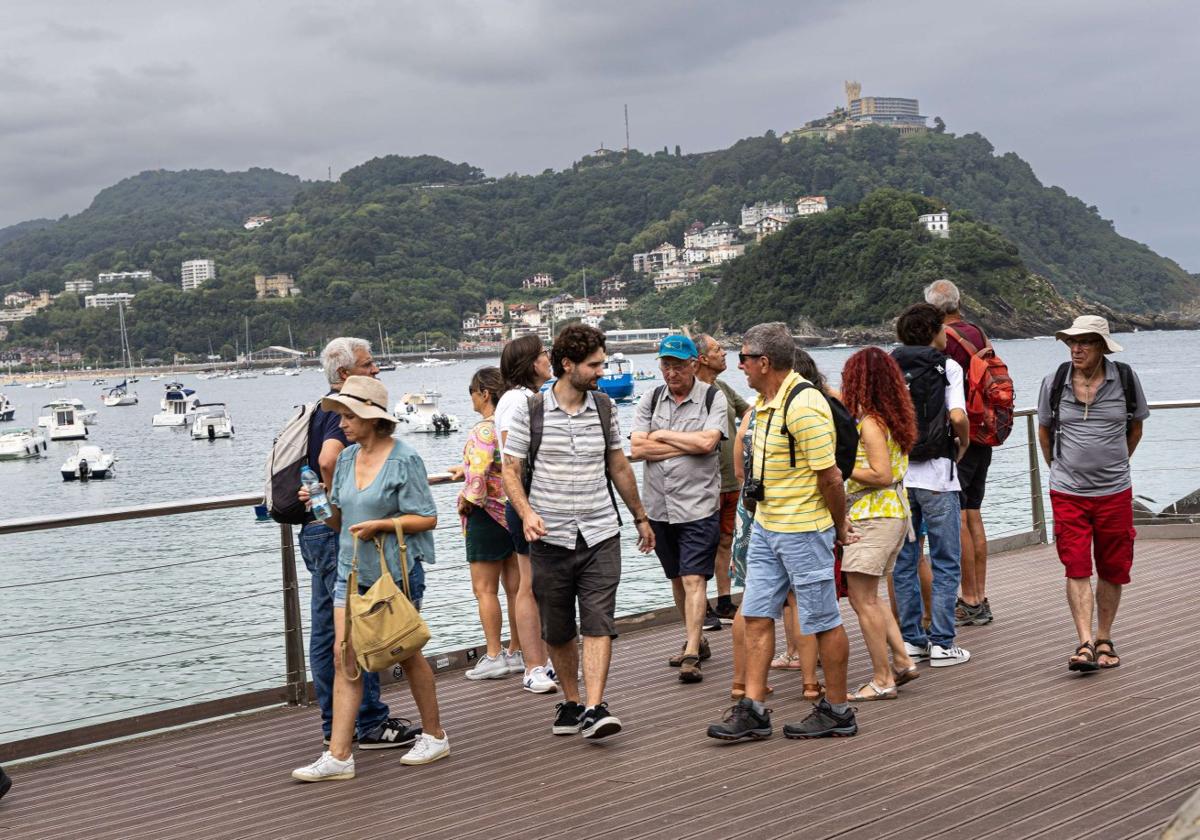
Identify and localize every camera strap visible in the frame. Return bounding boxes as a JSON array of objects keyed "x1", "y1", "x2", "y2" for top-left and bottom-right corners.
[{"x1": 753, "y1": 408, "x2": 775, "y2": 485}]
